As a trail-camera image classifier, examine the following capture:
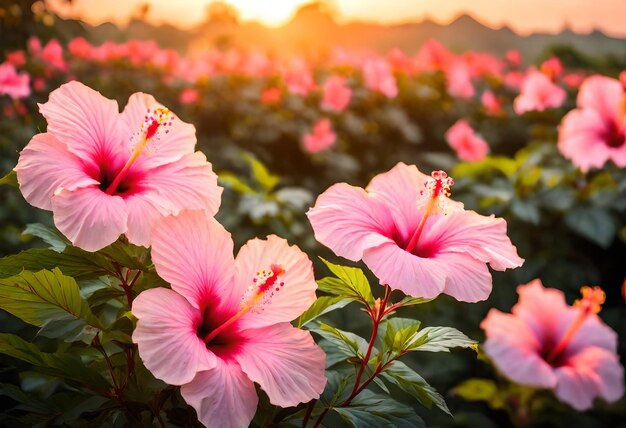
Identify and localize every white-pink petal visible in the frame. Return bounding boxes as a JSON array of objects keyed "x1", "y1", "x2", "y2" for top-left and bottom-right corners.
[
  {"x1": 16, "y1": 133, "x2": 97, "y2": 210},
  {"x1": 150, "y1": 211, "x2": 237, "y2": 309},
  {"x1": 236, "y1": 235, "x2": 318, "y2": 330},
  {"x1": 235, "y1": 324, "x2": 326, "y2": 407},
  {"x1": 51, "y1": 187, "x2": 127, "y2": 252},
  {"x1": 181, "y1": 360, "x2": 258, "y2": 428},
  {"x1": 132, "y1": 288, "x2": 215, "y2": 385}
]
